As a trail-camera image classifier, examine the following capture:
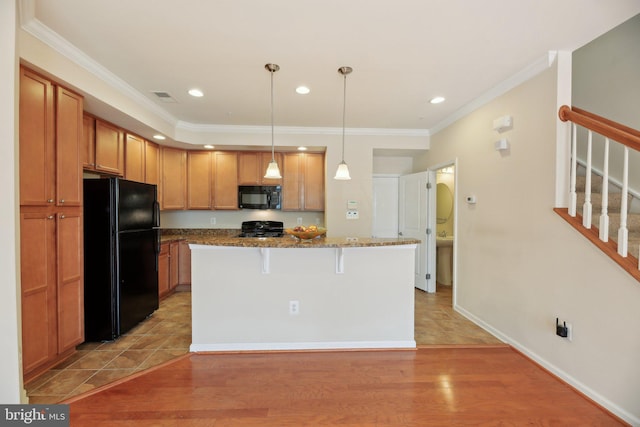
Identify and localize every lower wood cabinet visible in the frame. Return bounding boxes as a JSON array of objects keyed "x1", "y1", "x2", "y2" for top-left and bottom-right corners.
[
  {"x1": 178, "y1": 240, "x2": 191, "y2": 286},
  {"x1": 20, "y1": 207, "x2": 84, "y2": 380},
  {"x1": 159, "y1": 240, "x2": 183, "y2": 299}
]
